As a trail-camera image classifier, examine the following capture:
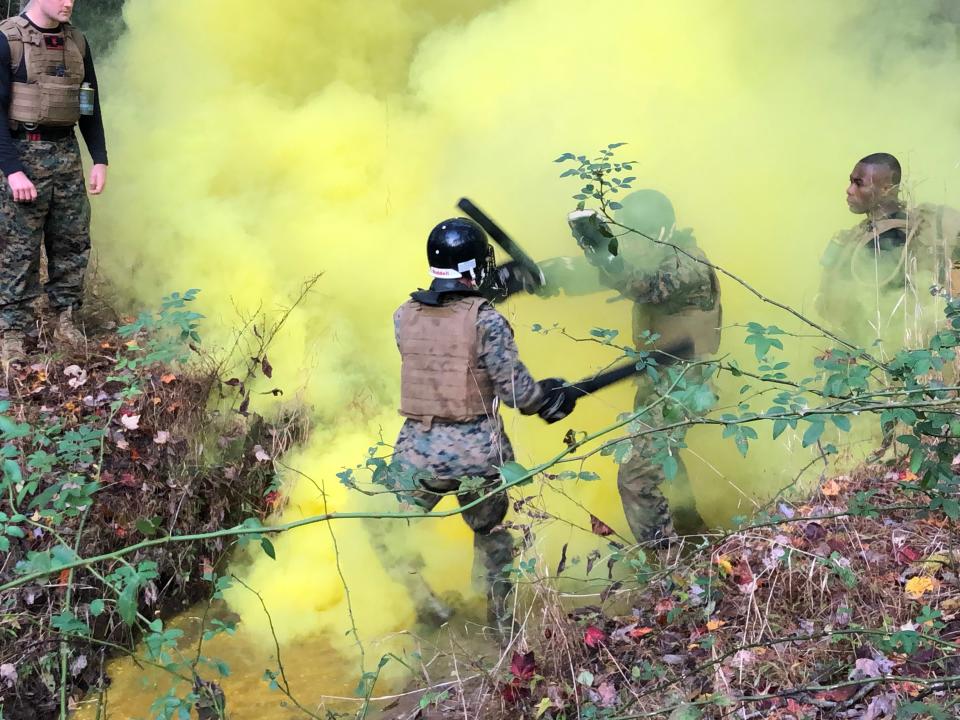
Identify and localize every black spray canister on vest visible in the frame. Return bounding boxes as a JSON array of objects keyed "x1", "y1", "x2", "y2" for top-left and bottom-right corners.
[{"x1": 79, "y1": 82, "x2": 94, "y2": 116}]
